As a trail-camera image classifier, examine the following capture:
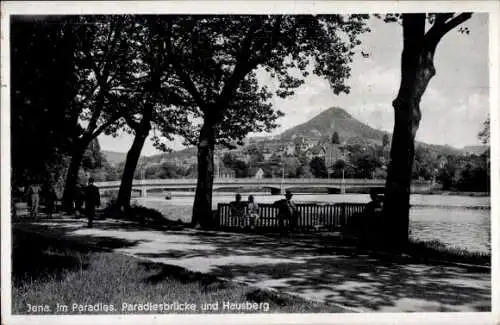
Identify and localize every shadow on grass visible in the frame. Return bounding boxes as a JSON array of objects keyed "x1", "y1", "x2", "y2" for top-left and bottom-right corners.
[{"x1": 12, "y1": 226, "x2": 144, "y2": 286}]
